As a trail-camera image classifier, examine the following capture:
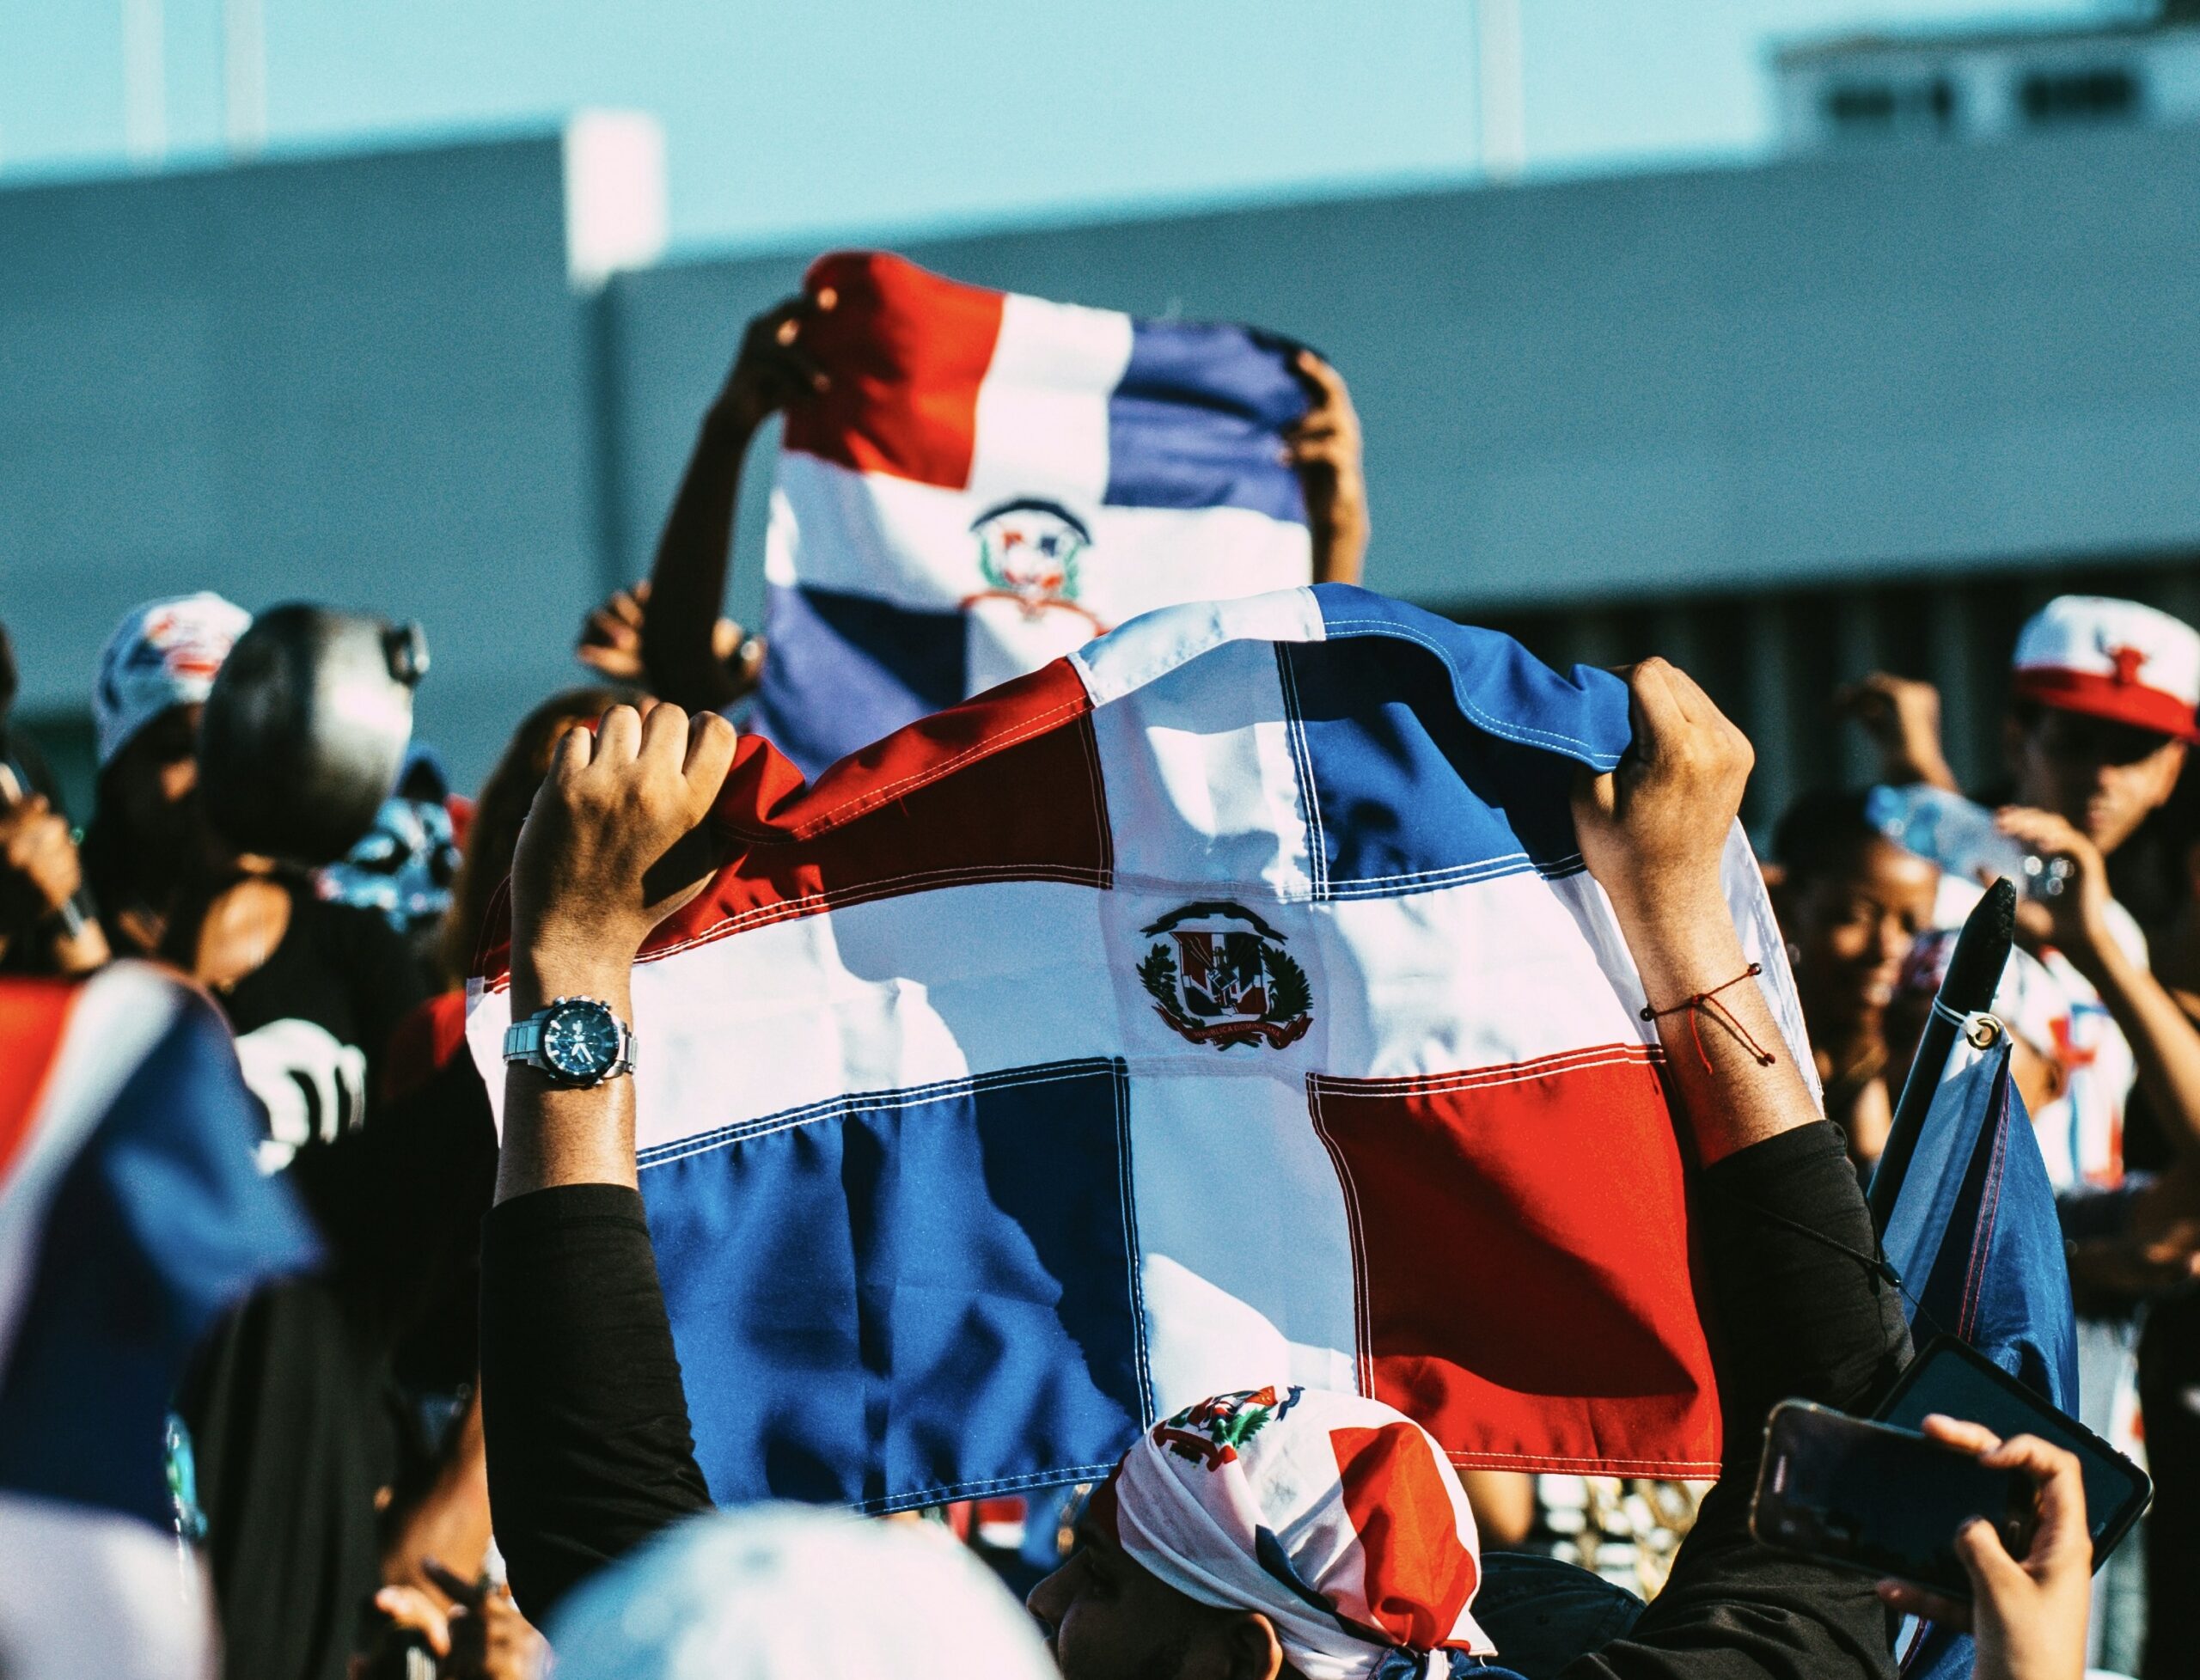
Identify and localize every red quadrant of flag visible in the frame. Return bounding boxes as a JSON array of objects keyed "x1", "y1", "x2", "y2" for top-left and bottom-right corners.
[
  {"x1": 781, "y1": 250, "x2": 1005, "y2": 492},
  {"x1": 1310, "y1": 1046, "x2": 1719, "y2": 1475},
  {"x1": 0, "y1": 979, "x2": 77, "y2": 1184}
]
